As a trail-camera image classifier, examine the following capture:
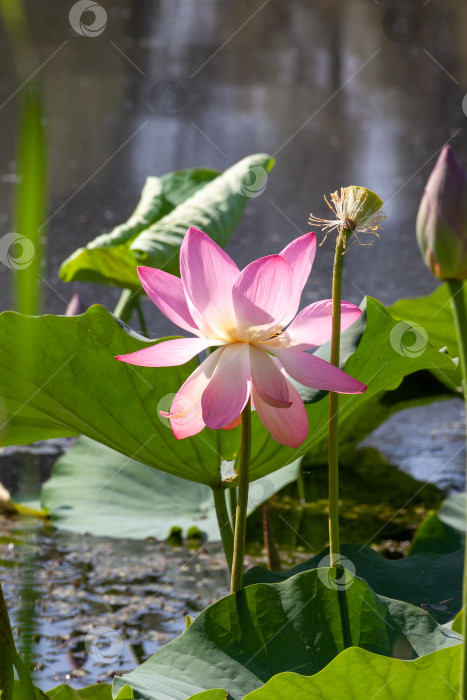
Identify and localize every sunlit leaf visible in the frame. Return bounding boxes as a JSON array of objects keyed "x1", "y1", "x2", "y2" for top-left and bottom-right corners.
[
  {"x1": 237, "y1": 646, "x2": 460, "y2": 700},
  {"x1": 389, "y1": 282, "x2": 465, "y2": 390}
]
